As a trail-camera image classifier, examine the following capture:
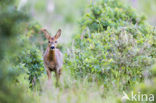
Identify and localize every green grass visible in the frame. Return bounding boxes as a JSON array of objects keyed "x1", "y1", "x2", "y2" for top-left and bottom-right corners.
[{"x1": 18, "y1": 69, "x2": 120, "y2": 103}]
